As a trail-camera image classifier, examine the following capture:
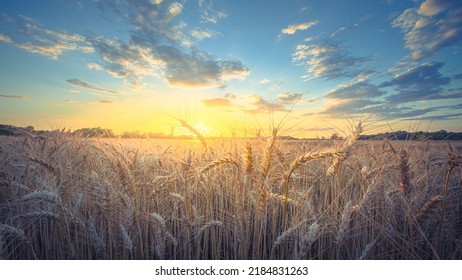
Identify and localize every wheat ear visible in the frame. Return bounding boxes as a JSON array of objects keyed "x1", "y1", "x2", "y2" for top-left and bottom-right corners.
[{"x1": 179, "y1": 119, "x2": 207, "y2": 149}]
